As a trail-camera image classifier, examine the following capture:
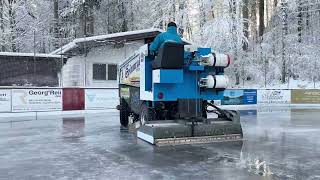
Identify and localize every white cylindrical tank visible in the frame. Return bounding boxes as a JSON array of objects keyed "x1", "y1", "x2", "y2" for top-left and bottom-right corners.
[
  {"x1": 214, "y1": 53, "x2": 230, "y2": 68},
  {"x1": 205, "y1": 75, "x2": 229, "y2": 89},
  {"x1": 200, "y1": 54, "x2": 215, "y2": 66},
  {"x1": 214, "y1": 75, "x2": 229, "y2": 89},
  {"x1": 200, "y1": 53, "x2": 231, "y2": 68},
  {"x1": 206, "y1": 75, "x2": 215, "y2": 88}
]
